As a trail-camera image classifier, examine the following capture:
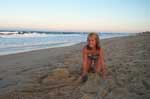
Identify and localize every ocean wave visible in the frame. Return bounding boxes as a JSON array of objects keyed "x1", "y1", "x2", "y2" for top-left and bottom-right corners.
[
  {"x1": 0, "y1": 32, "x2": 49, "y2": 38},
  {"x1": 0, "y1": 32, "x2": 82, "y2": 38}
]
